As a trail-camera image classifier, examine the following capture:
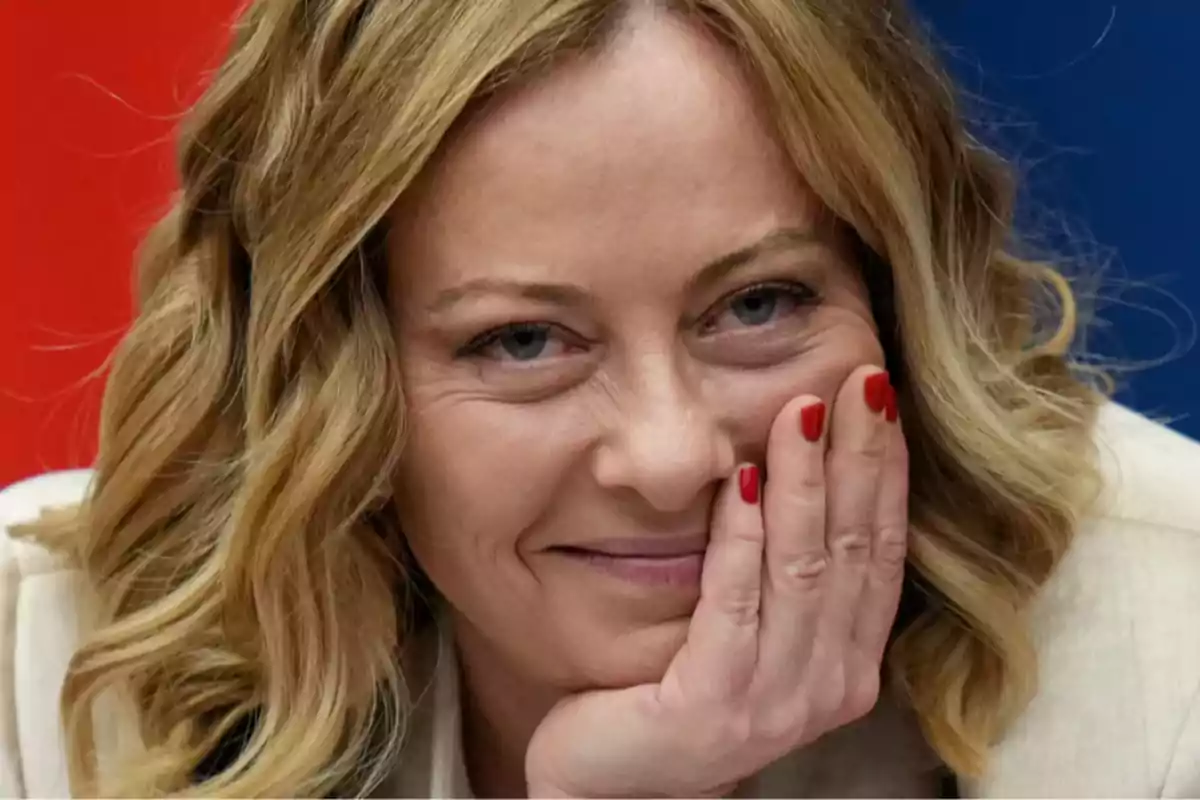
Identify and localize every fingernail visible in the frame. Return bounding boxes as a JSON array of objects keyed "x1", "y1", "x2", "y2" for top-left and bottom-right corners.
[
  {"x1": 799, "y1": 401, "x2": 826, "y2": 442},
  {"x1": 884, "y1": 384, "x2": 899, "y2": 423},
  {"x1": 864, "y1": 371, "x2": 889, "y2": 413},
  {"x1": 738, "y1": 465, "x2": 759, "y2": 504}
]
